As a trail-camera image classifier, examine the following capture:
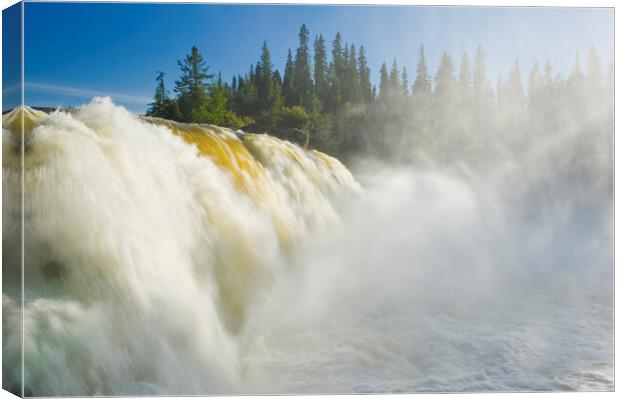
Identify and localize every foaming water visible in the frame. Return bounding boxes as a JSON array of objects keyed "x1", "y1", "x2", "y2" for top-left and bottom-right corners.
[
  {"x1": 2, "y1": 98, "x2": 612, "y2": 395},
  {"x1": 2, "y1": 98, "x2": 359, "y2": 395},
  {"x1": 239, "y1": 167, "x2": 612, "y2": 393}
]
